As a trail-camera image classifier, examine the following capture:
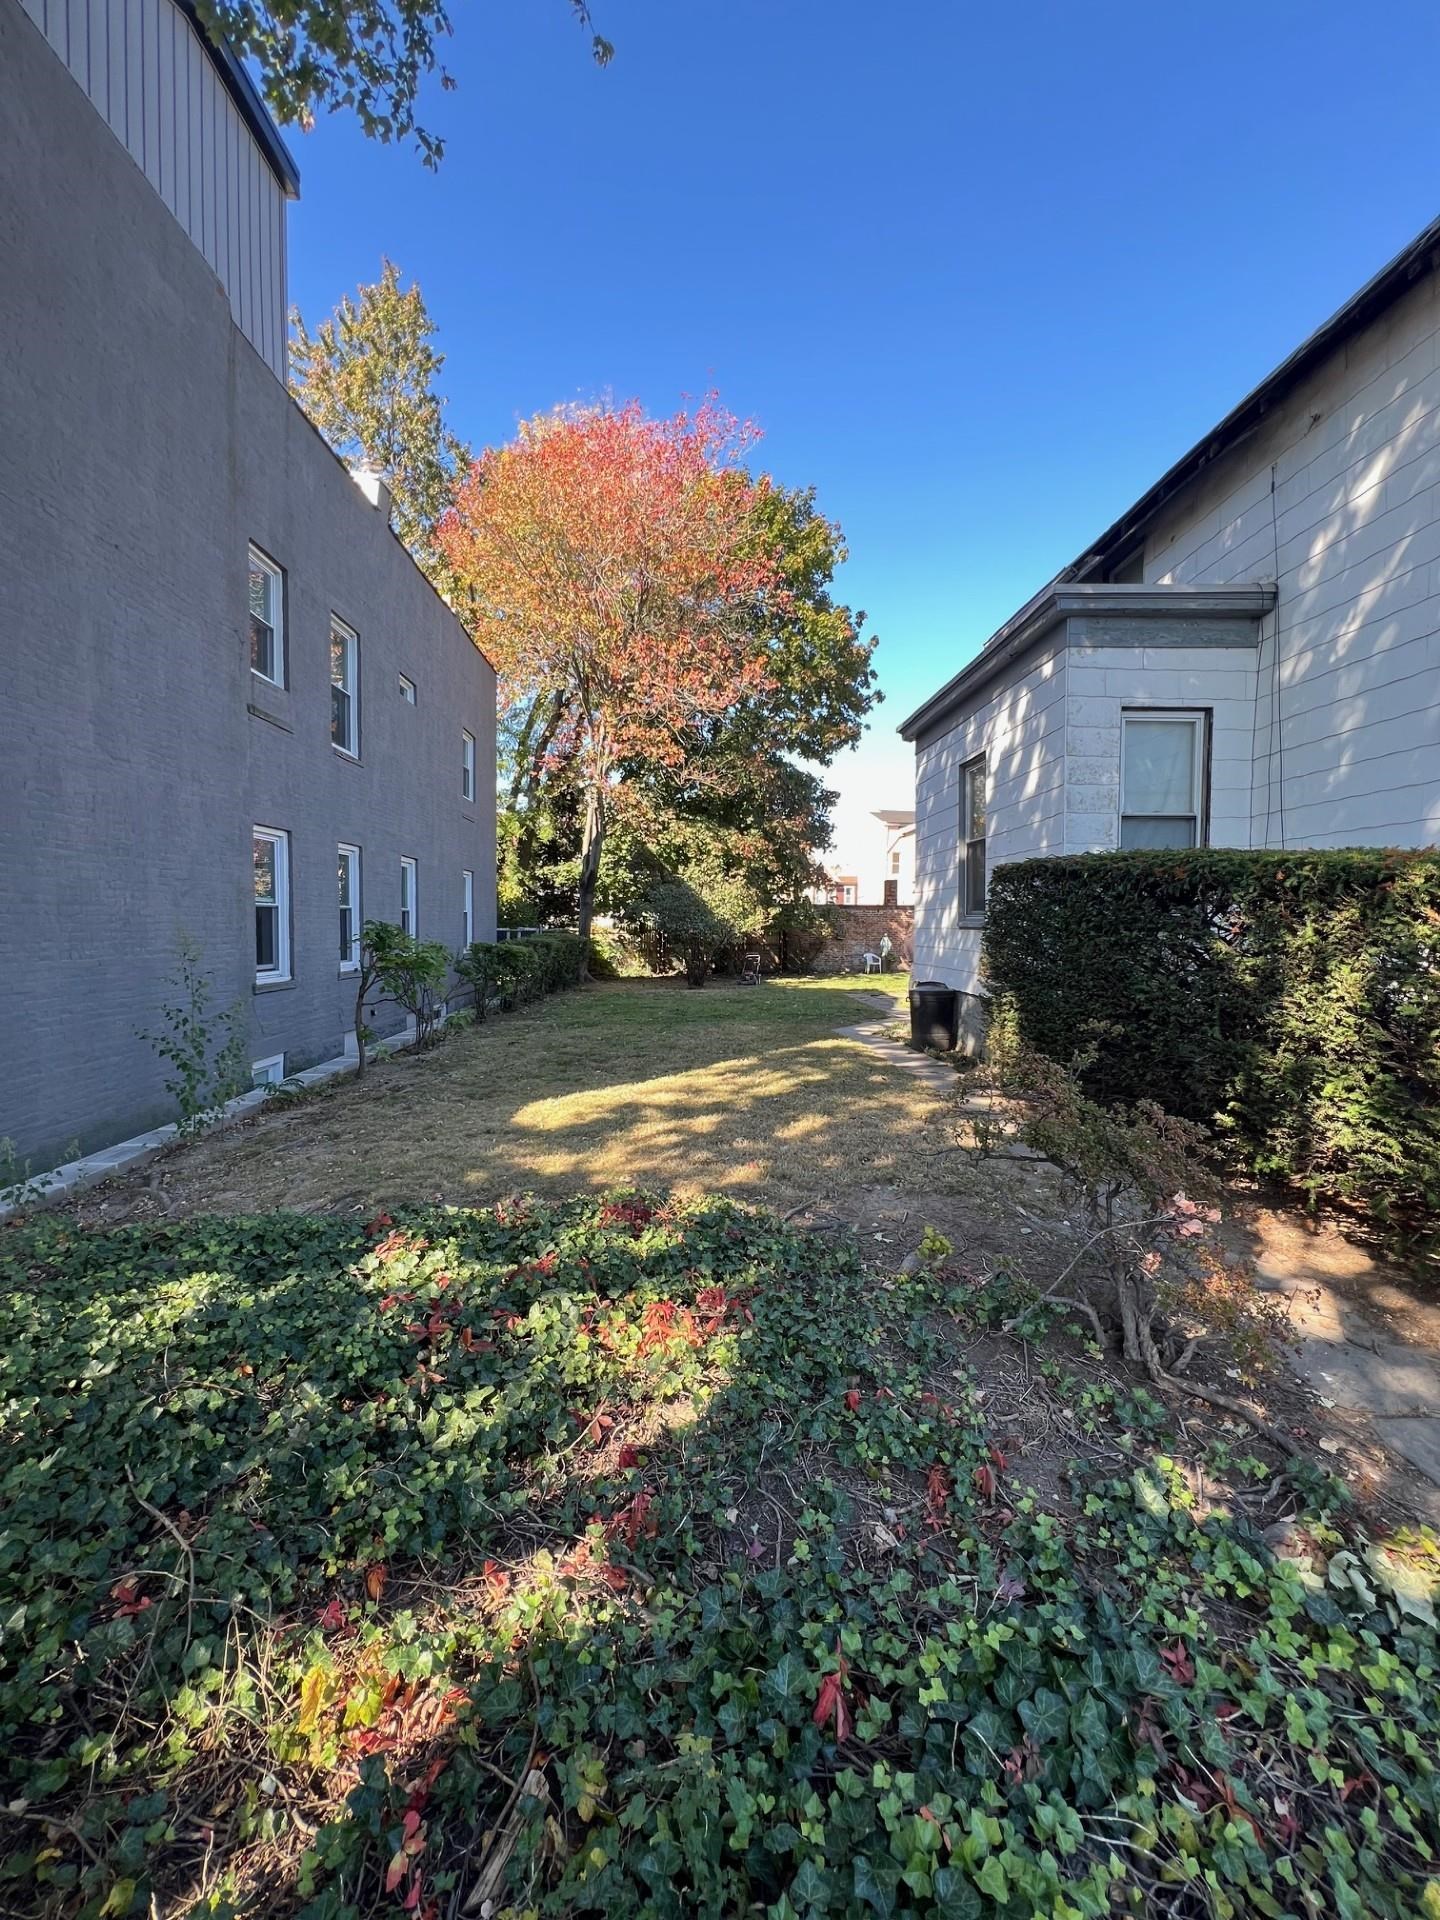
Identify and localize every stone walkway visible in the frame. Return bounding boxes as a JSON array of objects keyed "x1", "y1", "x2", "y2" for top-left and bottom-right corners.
[
  {"x1": 838, "y1": 1007, "x2": 1046, "y2": 1159},
  {"x1": 1250, "y1": 1219, "x2": 1440, "y2": 1516}
]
